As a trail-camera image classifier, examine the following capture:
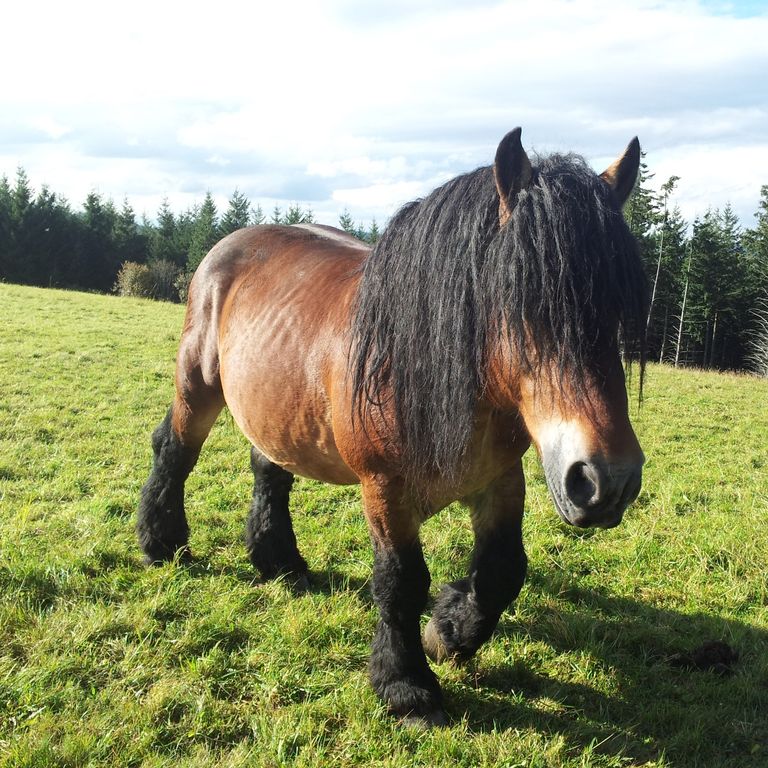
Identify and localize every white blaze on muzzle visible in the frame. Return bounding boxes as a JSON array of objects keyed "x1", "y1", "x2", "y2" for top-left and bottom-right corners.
[{"x1": 531, "y1": 417, "x2": 642, "y2": 528}]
